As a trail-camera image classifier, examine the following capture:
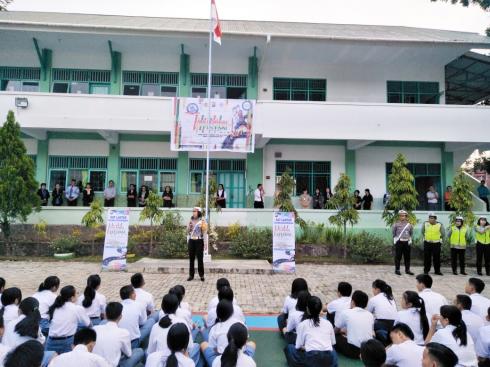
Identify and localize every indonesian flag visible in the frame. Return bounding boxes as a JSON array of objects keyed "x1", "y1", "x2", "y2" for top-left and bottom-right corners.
[{"x1": 211, "y1": 0, "x2": 222, "y2": 45}]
